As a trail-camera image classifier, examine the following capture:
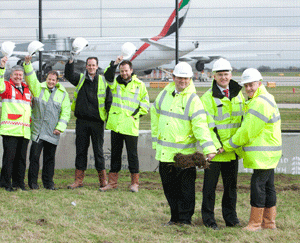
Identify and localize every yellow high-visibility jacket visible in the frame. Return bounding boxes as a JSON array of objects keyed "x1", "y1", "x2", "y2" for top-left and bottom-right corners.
[
  {"x1": 106, "y1": 74, "x2": 149, "y2": 136},
  {"x1": 223, "y1": 84, "x2": 282, "y2": 169},
  {"x1": 200, "y1": 80, "x2": 245, "y2": 161},
  {"x1": 151, "y1": 80, "x2": 217, "y2": 162},
  {"x1": 0, "y1": 68, "x2": 31, "y2": 139}
]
